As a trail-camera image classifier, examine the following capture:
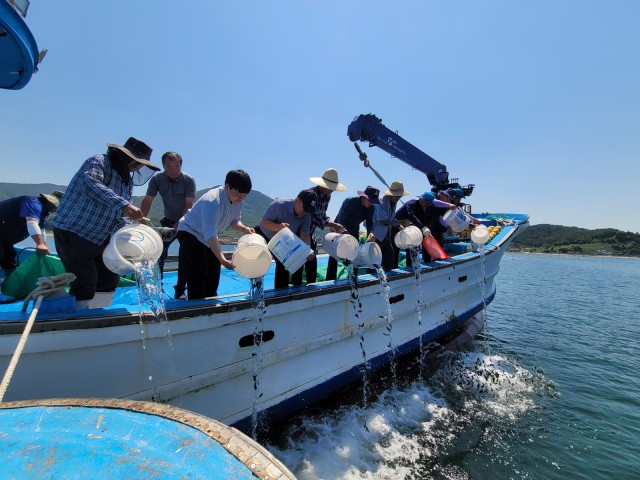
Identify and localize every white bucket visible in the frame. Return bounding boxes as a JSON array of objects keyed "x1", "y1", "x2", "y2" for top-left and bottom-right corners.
[
  {"x1": 470, "y1": 225, "x2": 490, "y2": 245},
  {"x1": 323, "y1": 233, "x2": 359, "y2": 262},
  {"x1": 443, "y1": 208, "x2": 471, "y2": 233},
  {"x1": 103, "y1": 224, "x2": 163, "y2": 275},
  {"x1": 232, "y1": 233, "x2": 273, "y2": 279},
  {"x1": 267, "y1": 227, "x2": 313, "y2": 273},
  {"x1": 352, "y1": 242, "x2": 382, "y2": 268},
  {"x1": 394, "y1": 226, "x2": 422, "y2": 249}
]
